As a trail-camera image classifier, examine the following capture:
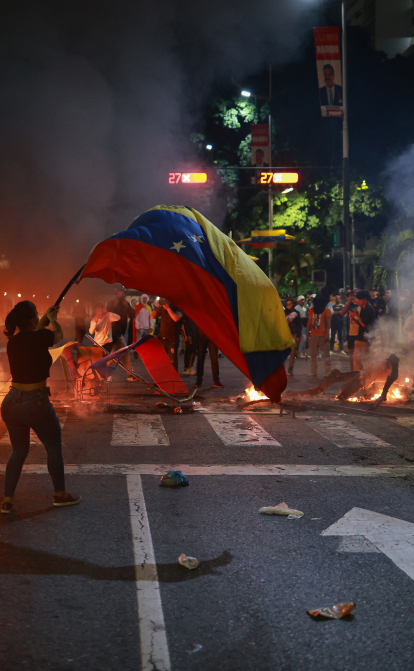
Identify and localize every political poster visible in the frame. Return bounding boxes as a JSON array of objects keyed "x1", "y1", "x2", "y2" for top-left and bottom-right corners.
[
  {"x1": 313, "y1": 27, "x2": 343, "y2": 117},
  {"x1": 251, "y1": 124, "x2": 270, "y2": 185}
]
